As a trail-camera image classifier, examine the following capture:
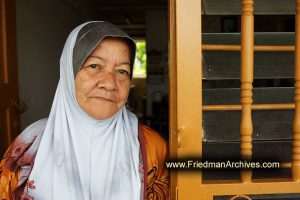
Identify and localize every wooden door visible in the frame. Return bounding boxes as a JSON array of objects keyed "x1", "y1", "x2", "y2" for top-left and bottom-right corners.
[
  {"x1": 169, "y1": 0, "x2": 203, "y2": 199},
  {"x1": 0, "y1": 0, "x2": 20, "y2": 158}
]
